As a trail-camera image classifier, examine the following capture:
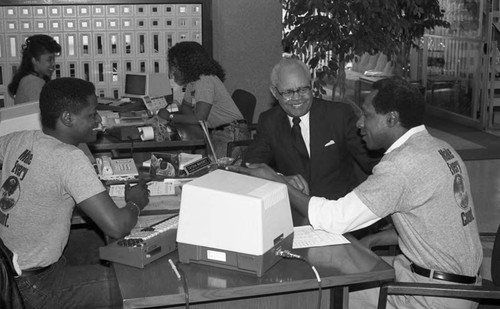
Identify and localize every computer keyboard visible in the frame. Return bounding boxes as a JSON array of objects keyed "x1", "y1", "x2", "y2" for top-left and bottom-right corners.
[
  {"x1": 119, "y1": 215, "x2": 179, "y2": 246},
  {"x1": 99, "y1": 215, "x2": 179, "y2": 268}
]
